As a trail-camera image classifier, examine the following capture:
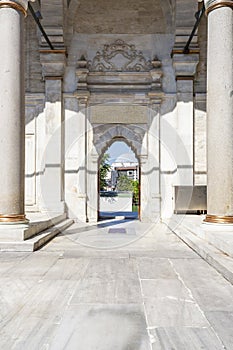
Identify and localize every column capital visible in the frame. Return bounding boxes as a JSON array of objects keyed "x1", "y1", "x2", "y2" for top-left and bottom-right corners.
[
  {"x1": 0, "y1": 0, "x2": 35, "y2": 16},
  {"x1": 204, "y1": 0, "x2": 233, "y2": 15},
  {"x1": 173, "y1": 53, "x2": 199, "y2": 77},
  {"x1": 40, "y1": 50, "x2": 67, "y2": 79}
]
